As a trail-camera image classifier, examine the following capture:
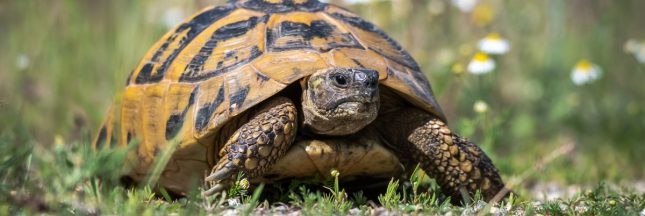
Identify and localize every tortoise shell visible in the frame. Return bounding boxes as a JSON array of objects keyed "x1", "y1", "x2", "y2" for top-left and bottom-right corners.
[{"x1": 94, "y1": 0, "x2": 445, "y2": 192}]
